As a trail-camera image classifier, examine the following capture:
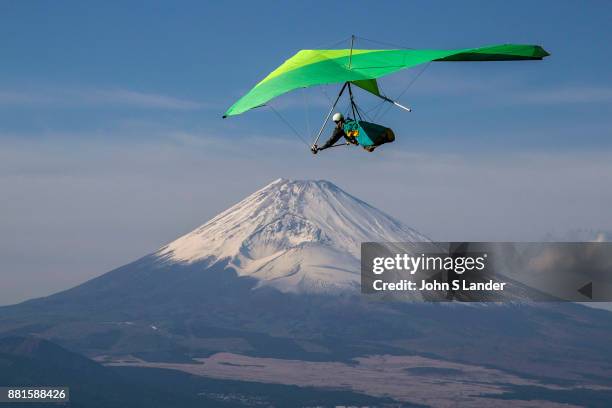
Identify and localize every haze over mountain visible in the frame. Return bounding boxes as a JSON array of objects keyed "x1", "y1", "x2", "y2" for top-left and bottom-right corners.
[{"x1": 1, "y1": 179, "x2": 612, "y2": 406}]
